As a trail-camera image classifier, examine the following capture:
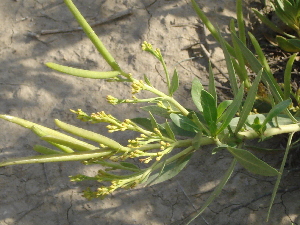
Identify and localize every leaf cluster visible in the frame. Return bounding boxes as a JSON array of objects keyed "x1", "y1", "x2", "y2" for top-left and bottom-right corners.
[{"x1": 253, "y1": 0, "x2": 300, "y2": 52}]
